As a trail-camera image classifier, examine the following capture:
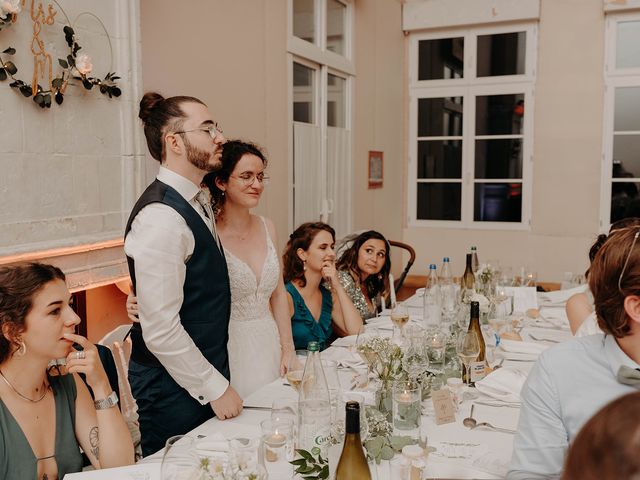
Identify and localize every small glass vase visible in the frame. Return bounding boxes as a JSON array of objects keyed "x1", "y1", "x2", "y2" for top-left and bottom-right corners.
[{"x1": 375, "y1": 384, "x2": 393, "y2": 423}]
